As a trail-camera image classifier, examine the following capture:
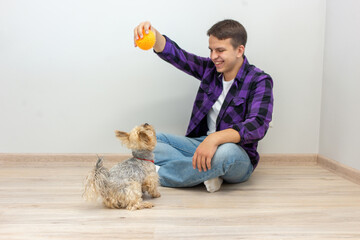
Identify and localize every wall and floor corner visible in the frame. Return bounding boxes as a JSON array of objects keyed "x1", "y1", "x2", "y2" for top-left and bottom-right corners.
[
  {"x1": 319, "y1": 0, "x2": 360, "y2": 171},
  {"x1": 0, "y1": 1, "x2": 359, "y2": 172}
]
